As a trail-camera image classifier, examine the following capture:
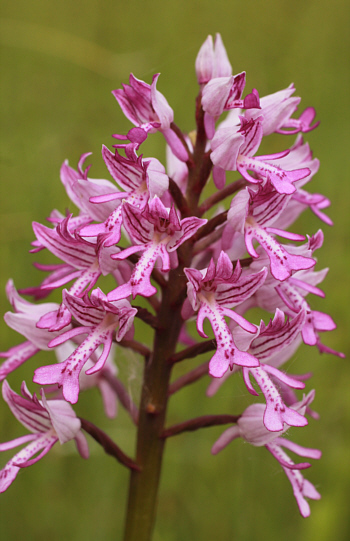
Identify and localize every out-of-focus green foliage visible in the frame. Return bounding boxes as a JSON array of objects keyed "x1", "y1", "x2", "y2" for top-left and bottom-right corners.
[{"x1": 0, "y1": 1, "x2": 349, "y2": 539}]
